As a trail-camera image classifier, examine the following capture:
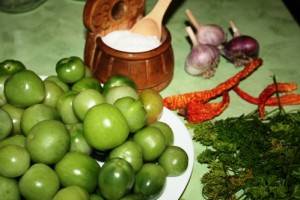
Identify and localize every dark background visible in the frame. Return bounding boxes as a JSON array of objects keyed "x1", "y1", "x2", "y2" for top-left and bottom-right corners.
[{"x1": 283, "y1": 0, "x2": 300, "y2": 25}]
